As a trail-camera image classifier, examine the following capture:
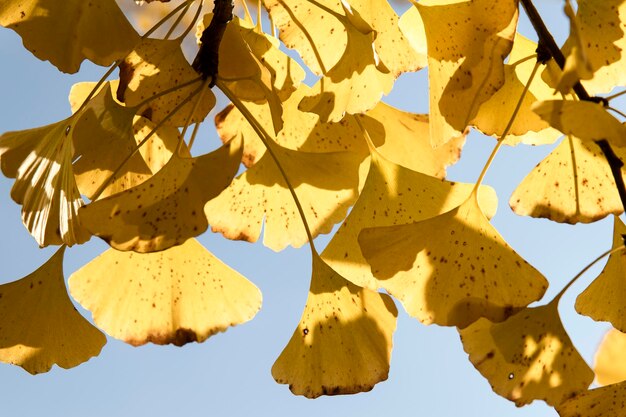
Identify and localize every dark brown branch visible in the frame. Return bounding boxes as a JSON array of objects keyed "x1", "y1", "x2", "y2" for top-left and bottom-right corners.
[
  {"x1": 520, "y1": 0, "x2": 626, "y2": 213},
  {"x1": 192, "y1": 0, "x2": 234, "y2": 87}
]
